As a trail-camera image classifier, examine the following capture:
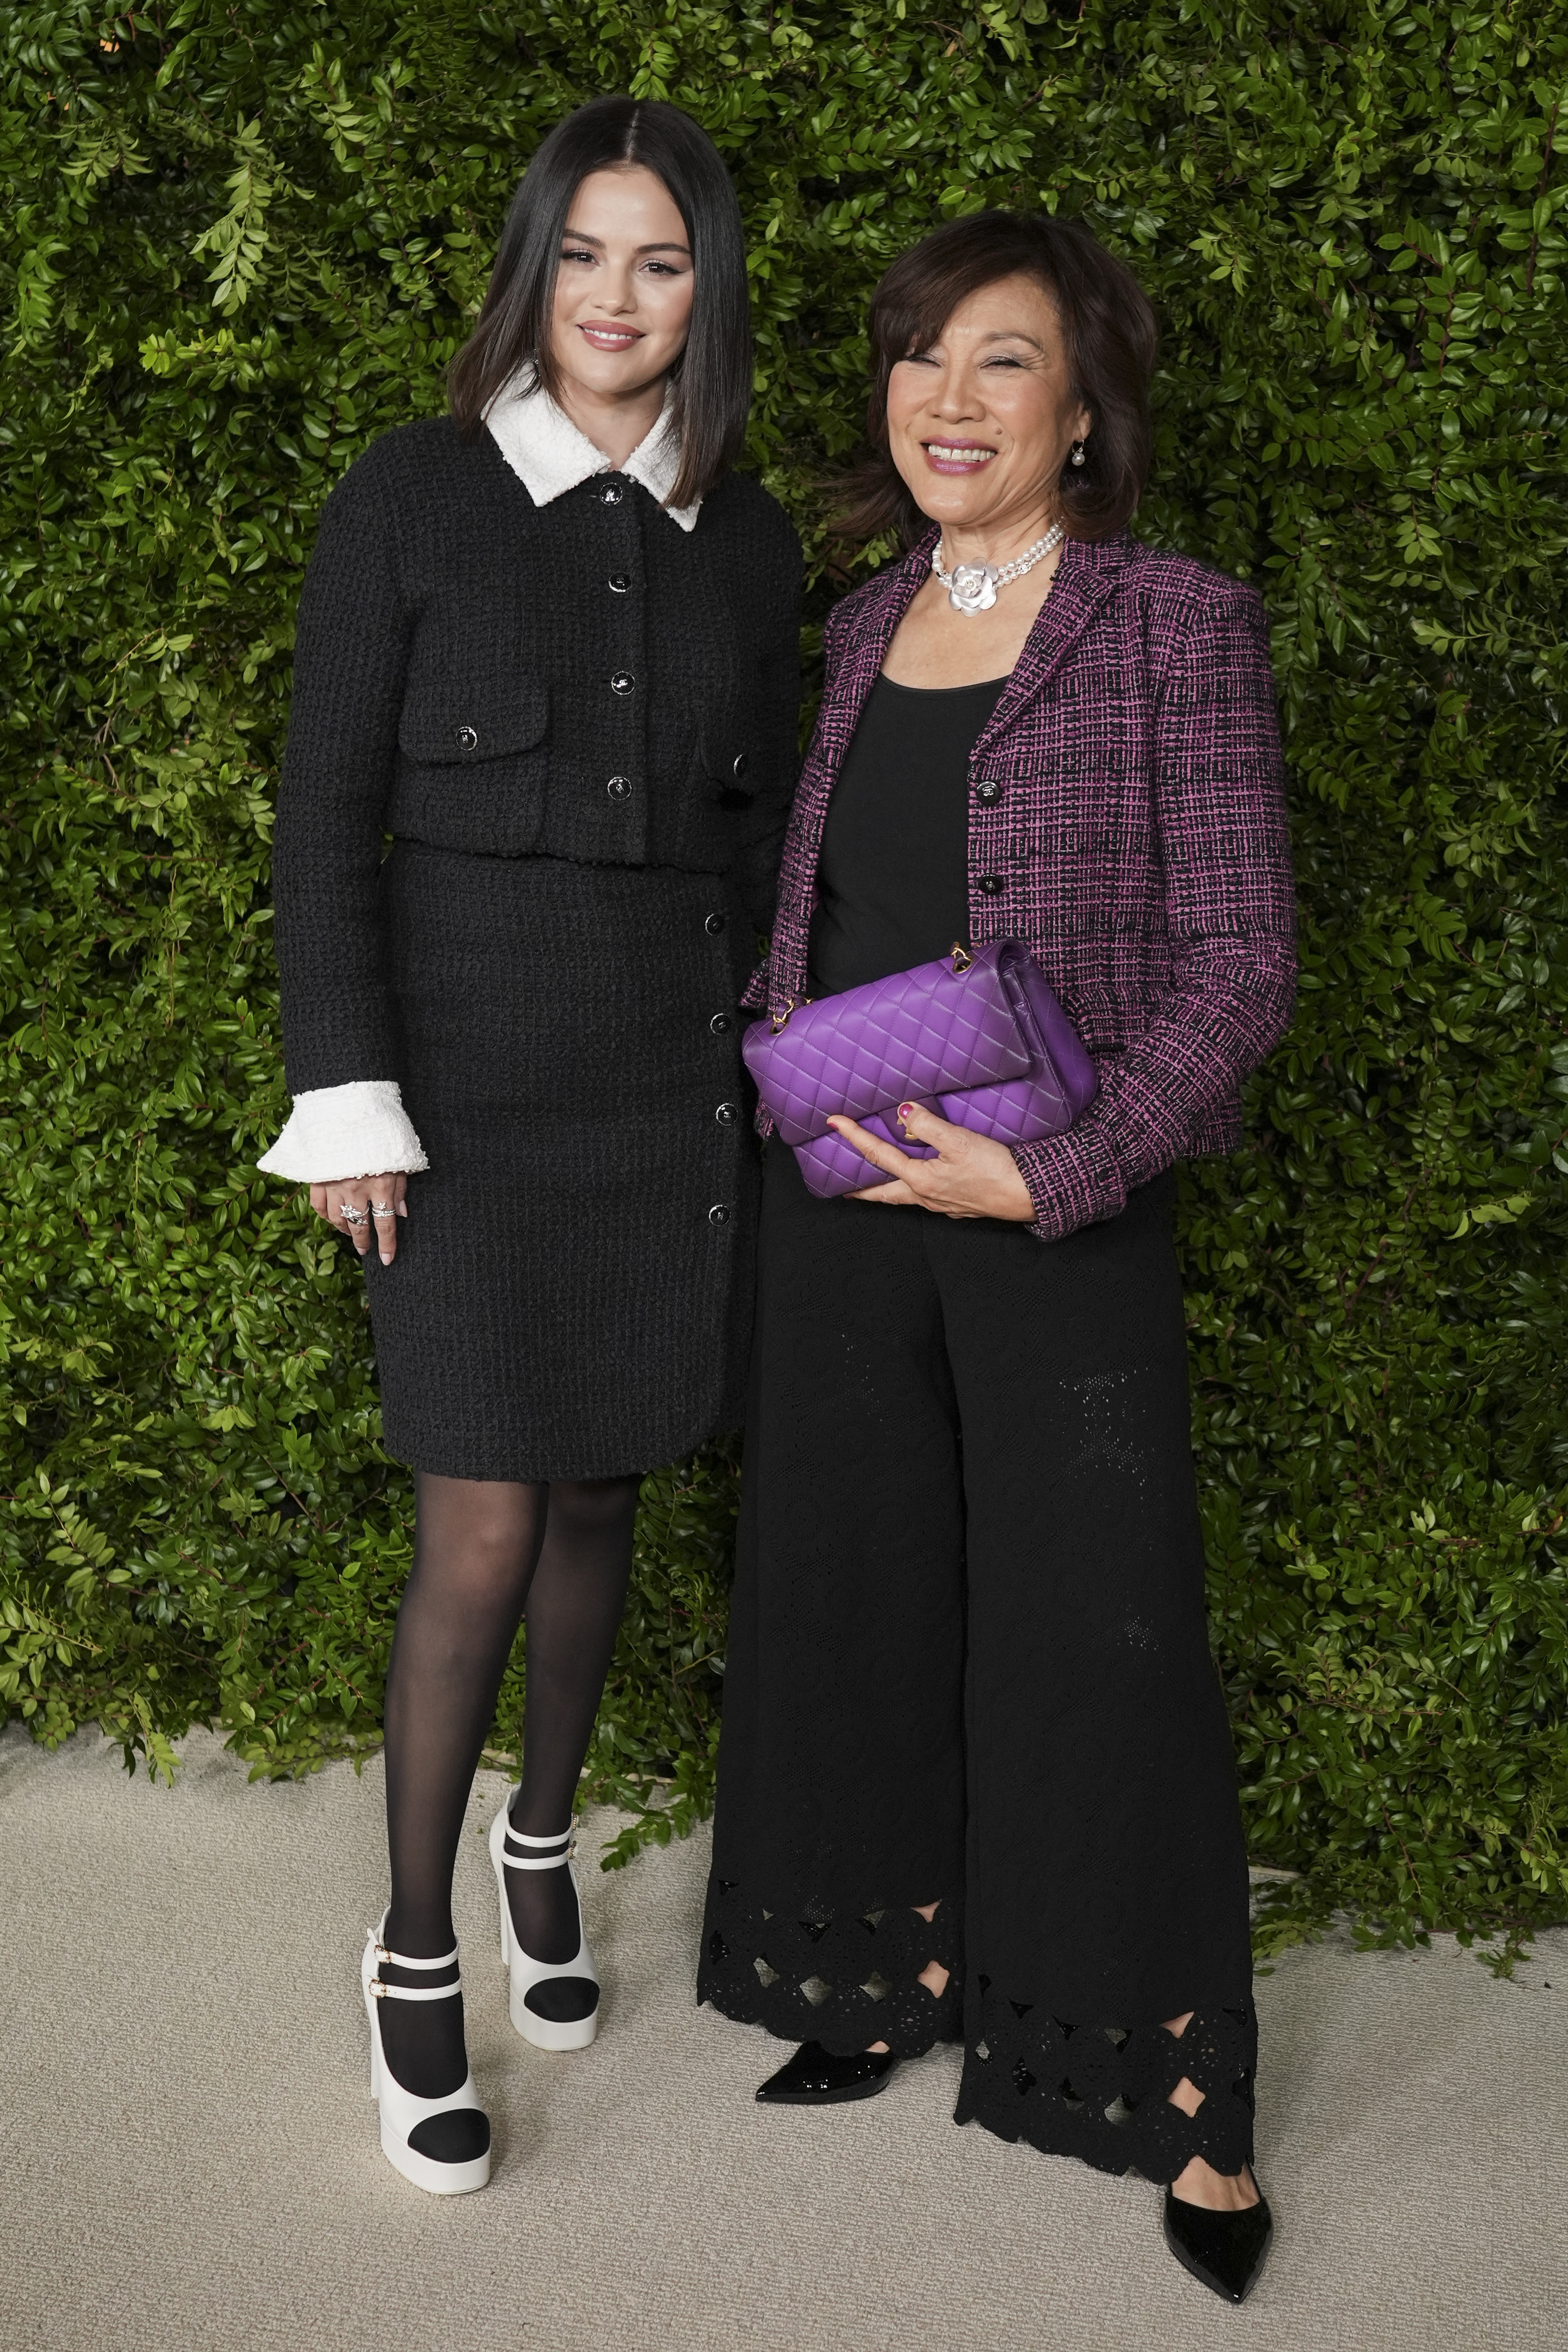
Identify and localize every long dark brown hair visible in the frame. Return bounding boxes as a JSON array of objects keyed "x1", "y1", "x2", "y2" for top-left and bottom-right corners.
[
  {"x1": 835, "y1": 212, "x2": 1158, "y2": 547},
  {"x1": 447, "y1": 97, "x2": 751, "y2": 509}
]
